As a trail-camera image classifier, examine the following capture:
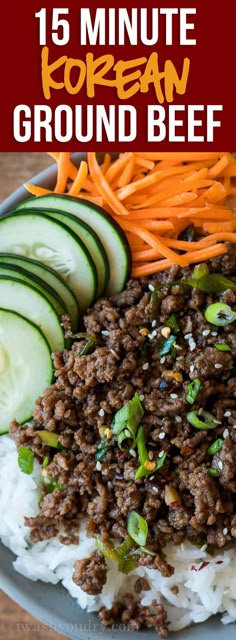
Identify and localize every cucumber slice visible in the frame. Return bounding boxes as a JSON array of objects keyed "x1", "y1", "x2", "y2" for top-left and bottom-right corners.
[
  {"x1": 0, "y1": 277, "x2": 64, "y2": 353},
  {"x1": 0, "y1": 213, "x2": 97, "y2": 311},
  {"x1": 0, "y1": 264, "x2": 66, "y2": 317},
  {"x1": 0, "y1": 254, "x2": 79, "y2": 331},
  {"x1": 0, "y1": 309, "x2": 53, "y2": 434},
  {"x1": 14, "y1": 195, "x2": 131, "y2": 295},
  {"x1": 15, "y1": 208, "x2": 110, "y2": 298}
]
